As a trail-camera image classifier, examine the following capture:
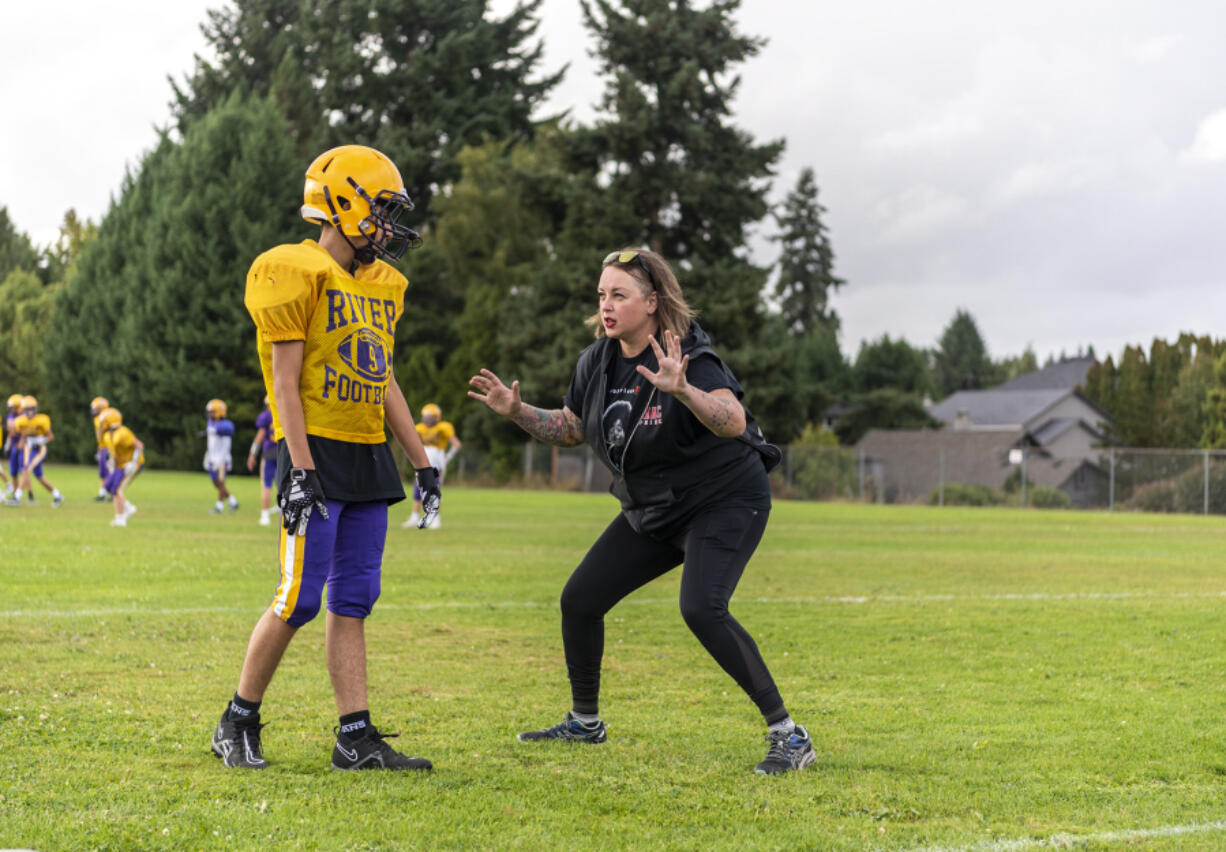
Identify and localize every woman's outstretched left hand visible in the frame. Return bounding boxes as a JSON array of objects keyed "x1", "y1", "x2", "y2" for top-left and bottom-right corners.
[{"x1": 637, "y1": 329, "x2": 690, "y2": 396}]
